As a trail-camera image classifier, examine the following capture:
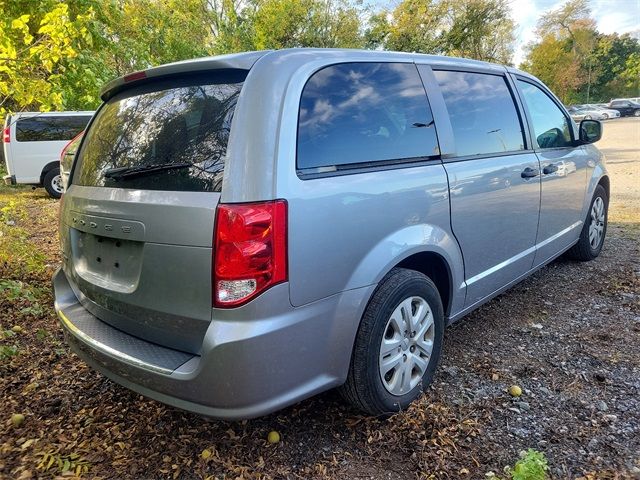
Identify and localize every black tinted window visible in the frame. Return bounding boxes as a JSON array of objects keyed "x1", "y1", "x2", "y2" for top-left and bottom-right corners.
[
  {"x1": 297, "y1": 63, "x2": 439, "y2": 170},
  {"x1": 517, "y1": 80, "x2": 573, "y2": 149},
  {"x1": 73, "y1": 71, "x2": 245, "y2": 192},
  {"x1": 434, "y1": 71, "x2": 525, "y2": 156},
  {"x1": 16, "y1": 116, "x2": 90, "y2": 142}
]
